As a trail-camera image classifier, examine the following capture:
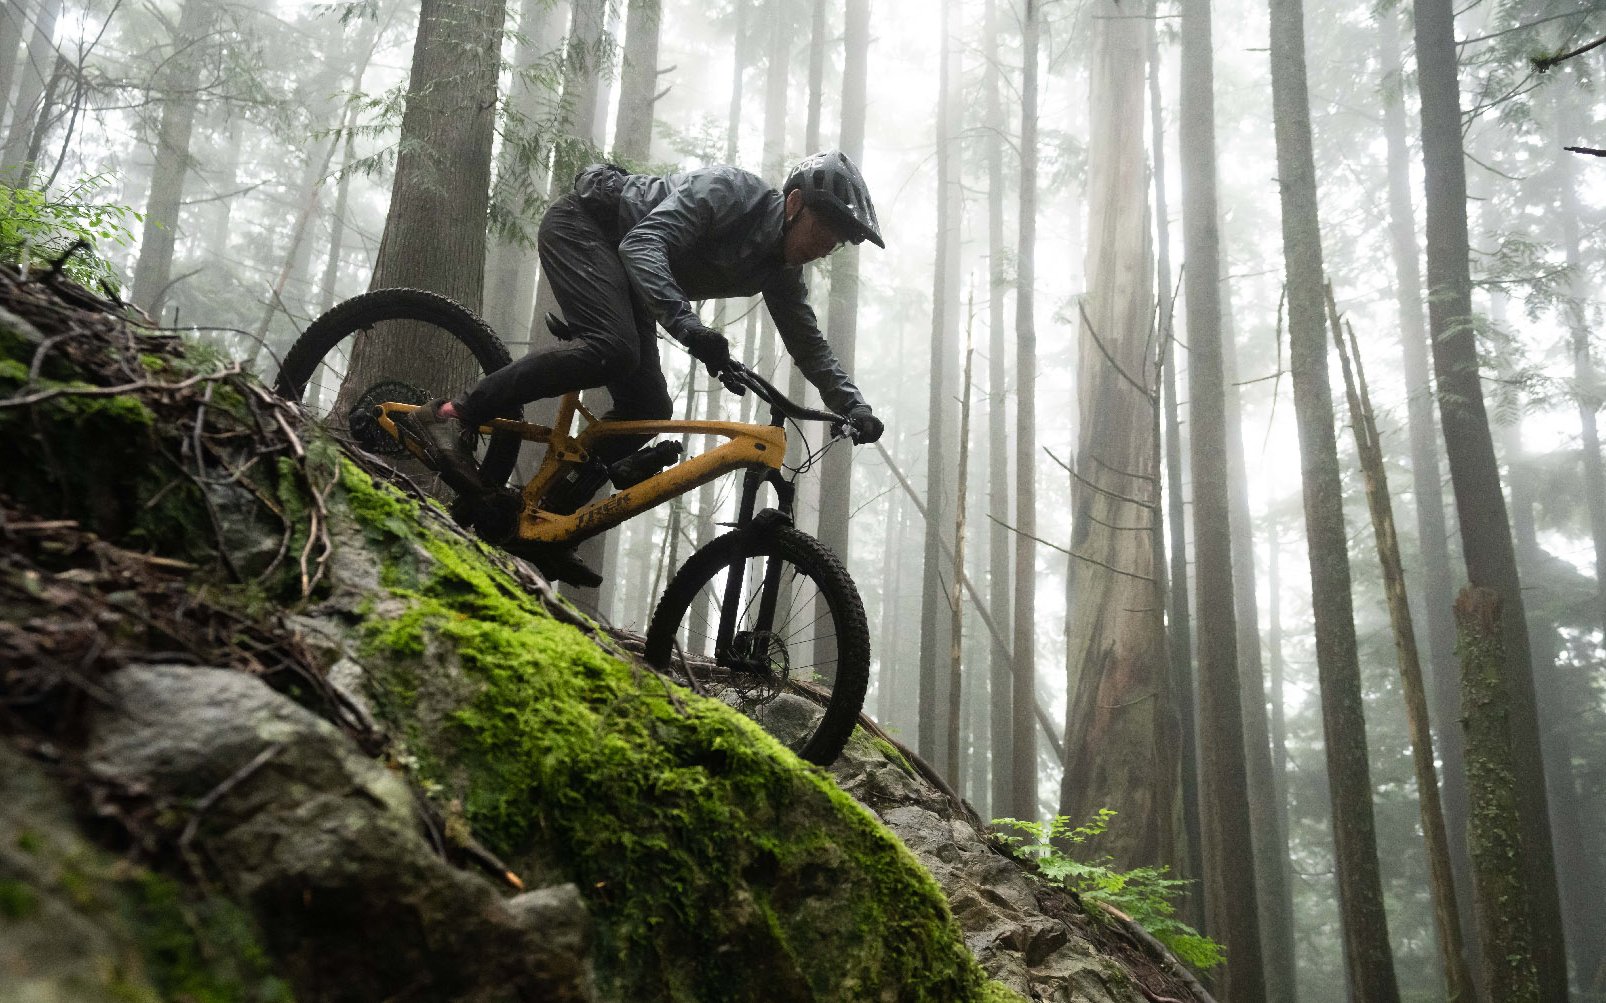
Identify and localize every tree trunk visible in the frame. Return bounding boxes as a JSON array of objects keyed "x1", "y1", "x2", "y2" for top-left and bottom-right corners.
[
  {"x1": 694, "y1": 0, "x2": 750, "y2": 602},
  {"x1": 983, "y1": 0, "x2": 1015, "y2": 818},
  {"x1": 816, "y1": 0, "x2": 869, "y2": 572},
  {"x1": 1220, "y1": 279, "x2": 1299, "y2": 1000},
  {"x1": 484, "y1": 0, "x2": 565, "y2": 344},
  {"x1": 1008, "y1": 0, "x2": 1039, "y2": 820},
  {"x1": 1147, "y1": 22, "x2": 1201, "y2": 922},
  {"x1": 1333, "y1": 311, "x2": 1475, "y2": 1003},
  {"x1": 319, "y1": 113, "x2": 360, "y2": 314},
  {"x1": 1179, "y1": 0, "x2": 1265, "y2": 992},
  {"x1": 1266, "y1": 505, "x2": 1286, "y2": 786},
  {"x1": 1058, "y1": 0, "x2": 1174, "y2": 871},
  {"x1": 127, "y1": 0, "x2": 211, "y2": 314},
  {"x1": 334, "y1": 0, "x2": 508, "y2": 425},
  {"x1": 1554, "y1": 115, "x2": 1606, "y2": 981},
  {"x1": 612, "y1": 0, "x2": 662, "y2": 165},
  {"x1": 1268, "y1": 0, "x2": 1401, "y2": 995},
  {"x1": 1556, "y1": 99, "x2": 1606, "y2": 646},
  {"x1": 750, "y1": 0, "x2": 793, "y2": 379},
  {"x1": 0, "y1": 0, "x2": 60, "y2": 182},
  {"x1": 1376, "y1": 8, "x2": 1474, "y2": 961},
  {"x1": 1412, "y1": 0, "x2": 1569, "y2": 993},
  {"x1": 948, "y1": 330, "x2": 975, "y2": 787},
  {"x1": 0, "y1": 0, "x2": 28, "y2": 134},
  {"x1": 1454, "y1": 587, "x2": 1541, "y2": 1003},
  {"x1": 919, "y1": 0, "x2": 961, "y2": 770},
  {"x1": 1496, "y1": 280, "x2": 1606, "y2": 999}
]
